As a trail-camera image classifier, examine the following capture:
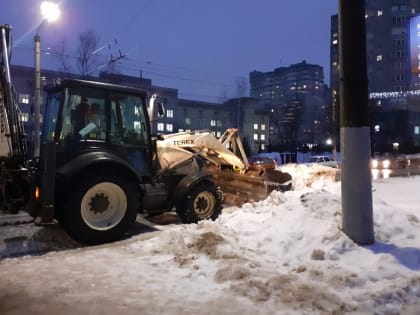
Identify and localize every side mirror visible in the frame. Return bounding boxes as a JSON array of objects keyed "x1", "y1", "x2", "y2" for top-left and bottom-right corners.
[
  {"x1": 149, "y1": 94, "x2": 165, "y2": 118},
  {"x1": 156, "y1": 98, "x2": 165, "y2": 118}
]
